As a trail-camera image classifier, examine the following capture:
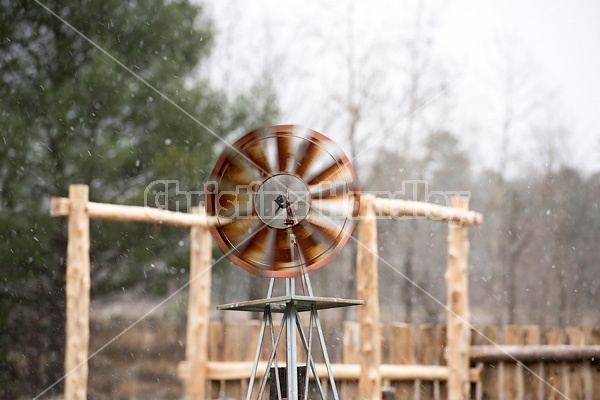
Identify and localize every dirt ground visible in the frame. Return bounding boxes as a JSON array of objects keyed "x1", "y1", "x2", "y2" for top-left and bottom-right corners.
[{"x1": 87, "y1": 317, "x2": 186, "y2": 400}]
